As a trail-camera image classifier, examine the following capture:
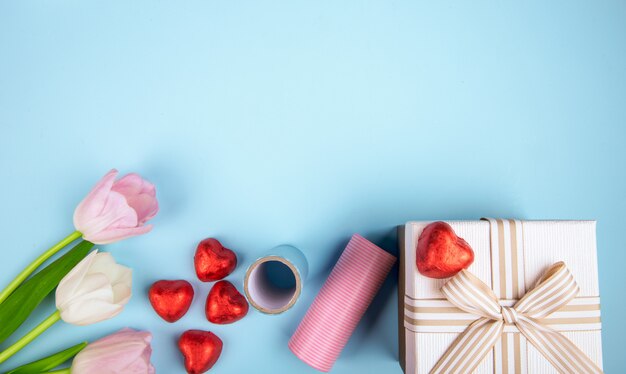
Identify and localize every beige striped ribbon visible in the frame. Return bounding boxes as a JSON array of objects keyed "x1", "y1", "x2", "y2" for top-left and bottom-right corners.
[
  {"x1": 404, "y1": 296, "x2": 602, "y2": 333},
  {"x1": 430, "y1": 262, "x2": 603, "y2": 374},
  {"x1": 486, "y1": 217, "x2": 527, "y2": 373}
]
